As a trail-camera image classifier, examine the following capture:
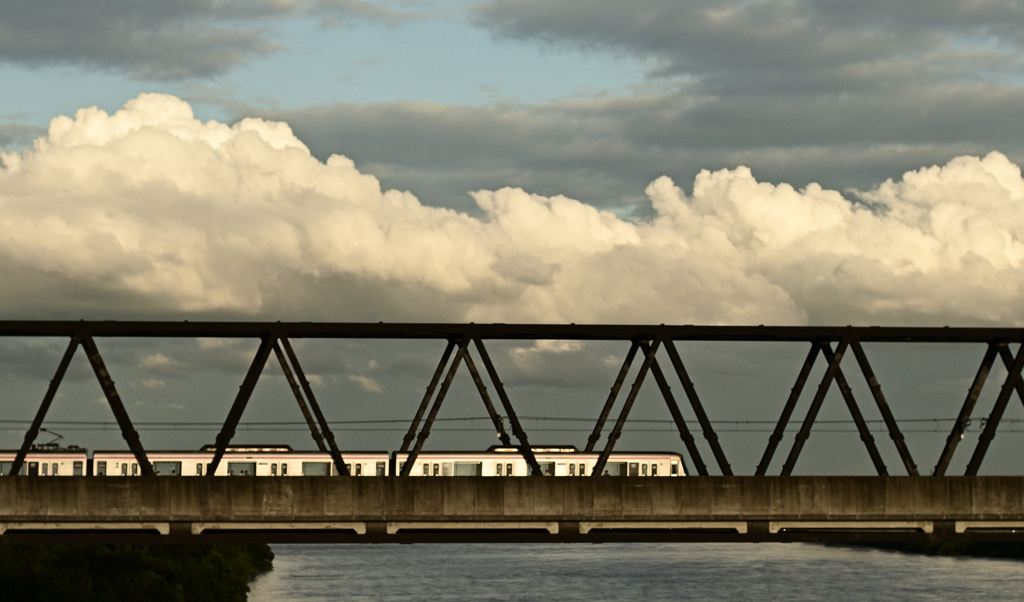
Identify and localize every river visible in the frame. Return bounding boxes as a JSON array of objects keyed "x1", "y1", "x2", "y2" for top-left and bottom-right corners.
[{"x1": 249, "y1": 542, "x2": 1023, "y2": 600}]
